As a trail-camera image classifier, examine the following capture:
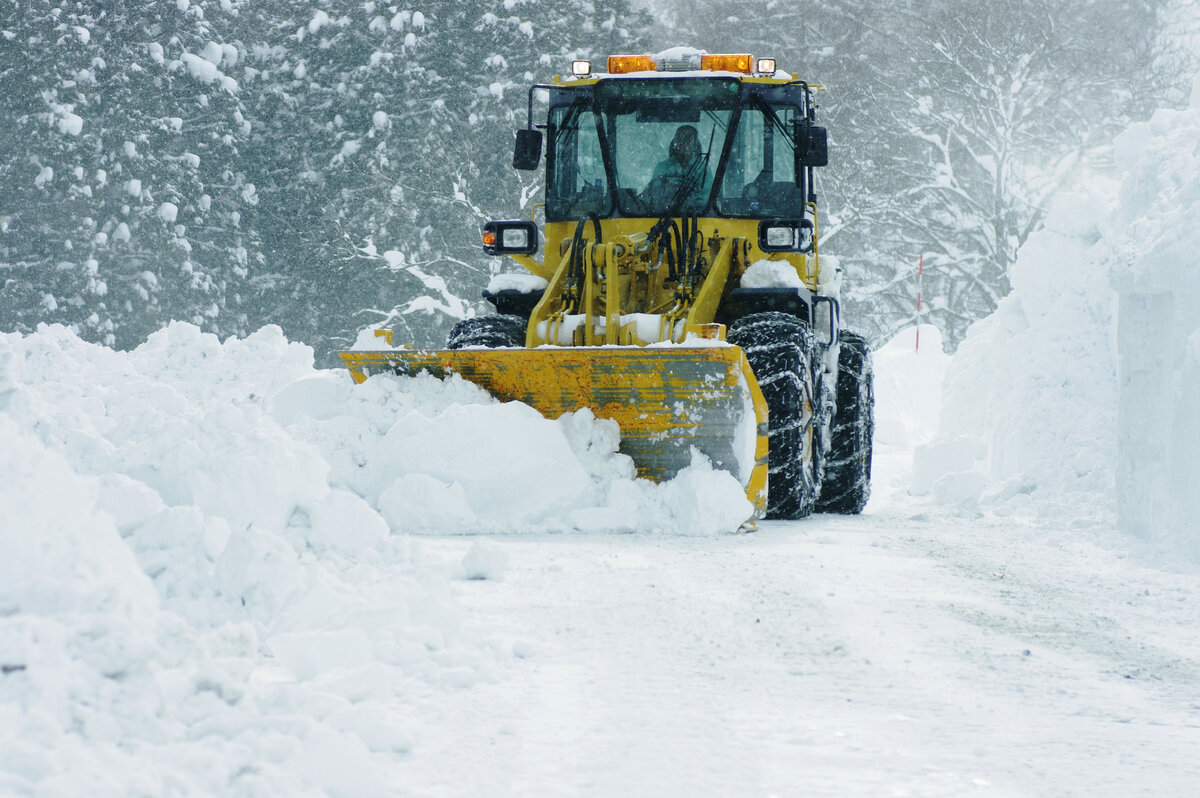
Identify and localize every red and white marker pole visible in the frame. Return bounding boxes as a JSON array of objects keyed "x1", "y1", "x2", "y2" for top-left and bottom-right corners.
[{"x1": 915, "y1": 254, "x2": 924, "y2": 351}]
